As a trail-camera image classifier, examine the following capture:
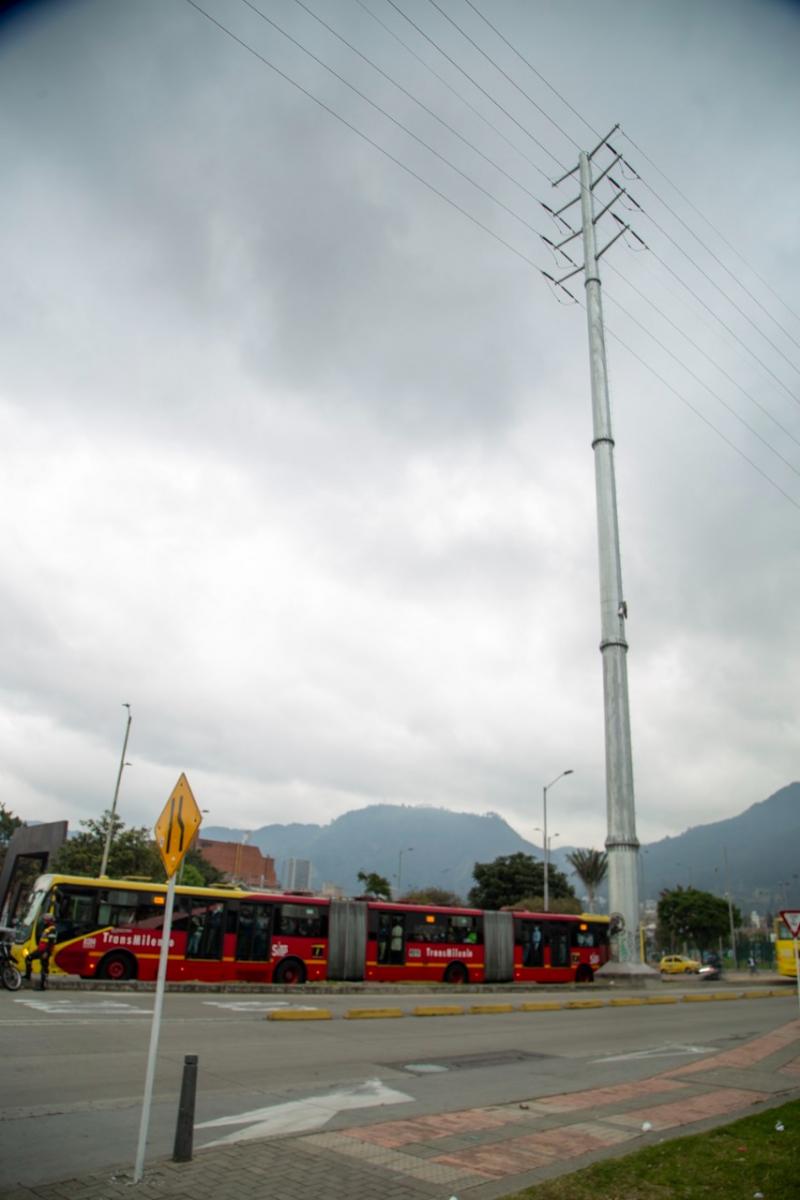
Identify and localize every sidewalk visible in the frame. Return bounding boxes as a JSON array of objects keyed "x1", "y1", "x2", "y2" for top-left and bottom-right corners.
[{"x1": 3, "y1": 1017, "x2": 799, "y2": 1200}]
